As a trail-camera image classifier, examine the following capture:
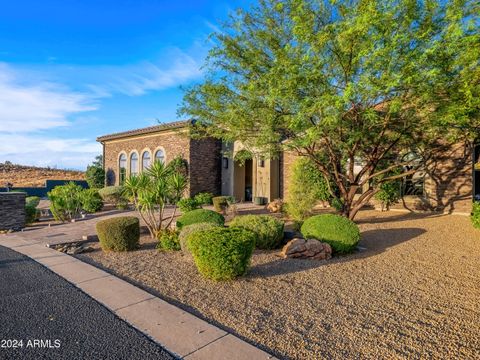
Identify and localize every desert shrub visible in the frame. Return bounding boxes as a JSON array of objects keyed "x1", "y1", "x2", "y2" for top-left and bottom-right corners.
[
  {"x1": 96, "y1": 216, "x2": 140, "y2": 251},
  {"x1": 375, "y1": 181, "x2": 401, "y2": 211},
  {"x1": 26, "y1": 196, "x2": 40, "y2": 208},
  {"x1": 194, "y1": 192, "x2": 214, "y2": 206},
  {"x1": 177, "y1": 198, "x2": 200, "y2": 213},
  {"x1": 212, "y1": 196, "x2": 229, "y2": 212},
  {"x1": 98, "y1": 186, "x2": 127, "y2": 208},
  {"x1": 157, "y1": 230, "x2": 181, "y2": 251},
  {"x1": 301, "y1": 214, "x2": 360, "y2": 254},
  {"x1": 188, "y1": 227, "x2": 256, "y2": 280},
  {"x1": 80, "y1": 188, "x2": 103, "y2": 213},
  {"x1": 285, "y1": 158, "x2": 332, "y2": 221},
  {"x1": 25, "y1": 204, "x2": 38, "y2": 224},
  {"x1": 48, "y1": 182, "x2": 83, "y2": 222},
  {"x1": 229, "y1": 215, "x2": 284, "y2": 249},
  {"x1": 178, "y1": 222, "x2": 222, "y2": 252},
  {"x1": 471, "y1": 202, "x2": 480, "y2": 229},
  {"x1": 176, "y1": 209, "x2": 225, "y2": 230},
  {"x1": 85, "y1": 155, "x2": 105, "y2": 189}
]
